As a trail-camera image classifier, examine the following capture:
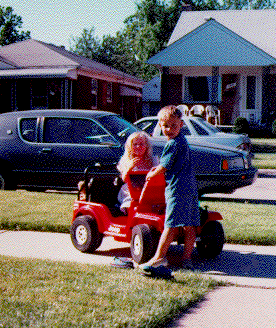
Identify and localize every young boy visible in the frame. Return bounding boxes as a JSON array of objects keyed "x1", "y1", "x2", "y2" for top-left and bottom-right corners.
[{"x1": 143, "y1": 105, "x2": 200, "y2": 270}]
